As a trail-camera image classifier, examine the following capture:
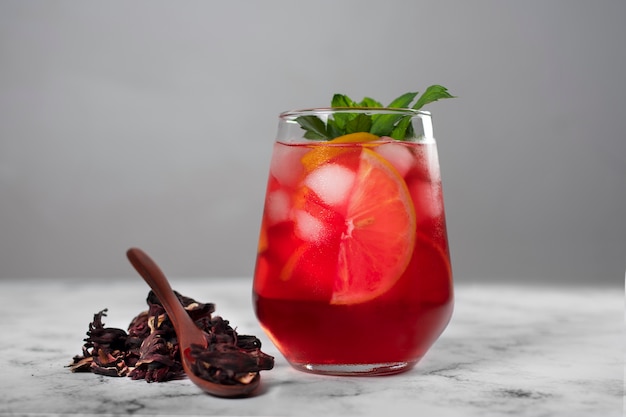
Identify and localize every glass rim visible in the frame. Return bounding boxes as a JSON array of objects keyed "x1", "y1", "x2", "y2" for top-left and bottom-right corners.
[{"x1": 279, "y1": 107, "x2": 431, "y2": 120}]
